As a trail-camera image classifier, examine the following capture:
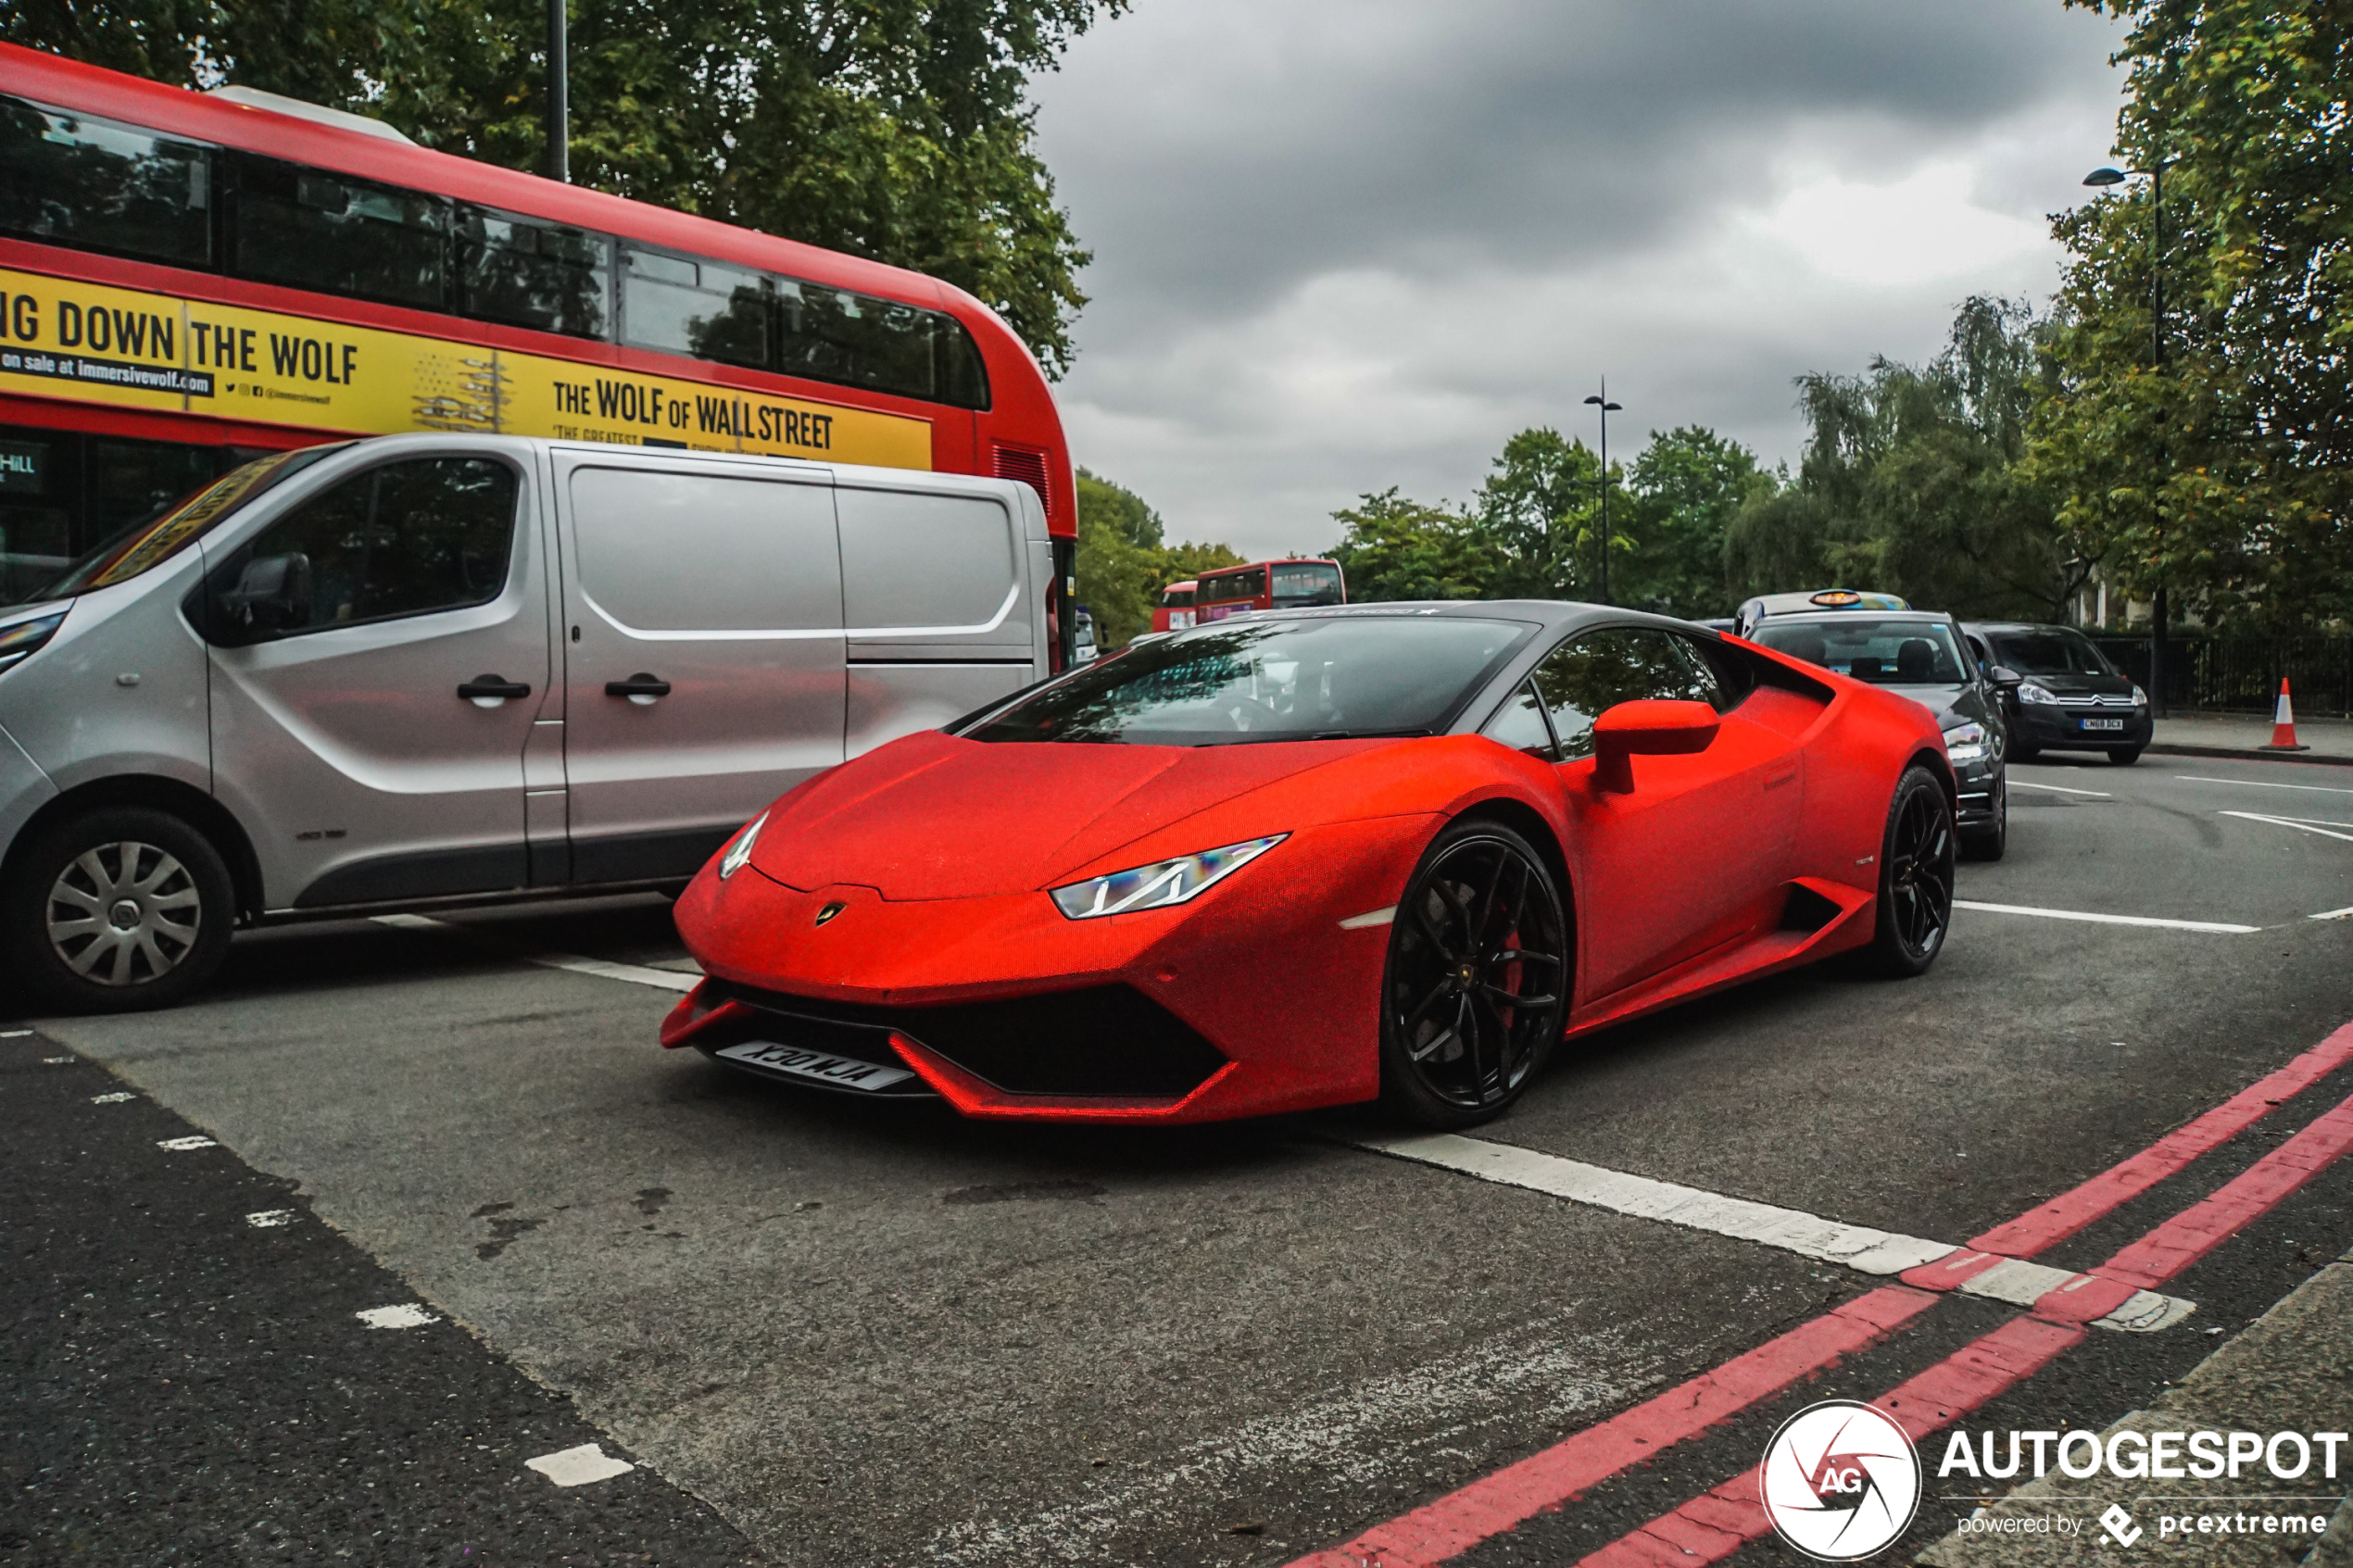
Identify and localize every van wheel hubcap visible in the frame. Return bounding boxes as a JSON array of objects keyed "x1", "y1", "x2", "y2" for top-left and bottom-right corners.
[{"x1": 45, "y1": 841, "x2": 203, "y2": 986}]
